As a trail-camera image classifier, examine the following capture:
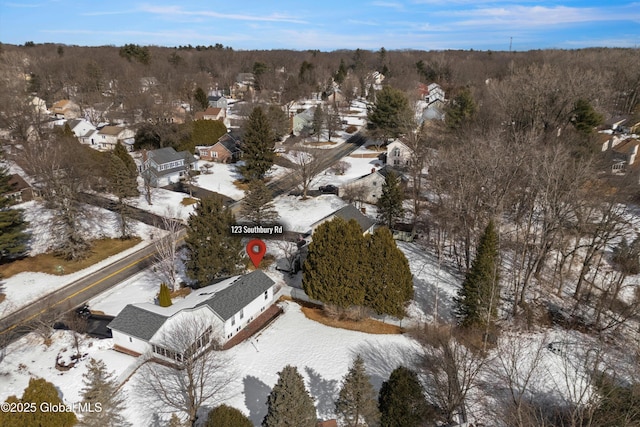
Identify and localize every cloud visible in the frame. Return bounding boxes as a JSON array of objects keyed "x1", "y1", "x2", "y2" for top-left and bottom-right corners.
[
  {"x1": 138, "y1": 4, "x2": 308, "y2": 24},
  {"x1": 371, "y1": 1, "x2": 405, "y2": 9}
]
